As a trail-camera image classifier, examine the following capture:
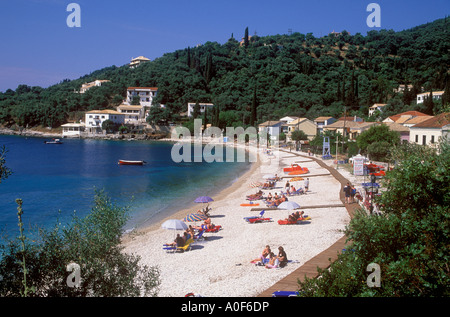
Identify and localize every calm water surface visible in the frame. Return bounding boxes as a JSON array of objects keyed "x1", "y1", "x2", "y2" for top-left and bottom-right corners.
[{"x1": 0, "y1": 135, "x2": 252, "y2": 238}]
